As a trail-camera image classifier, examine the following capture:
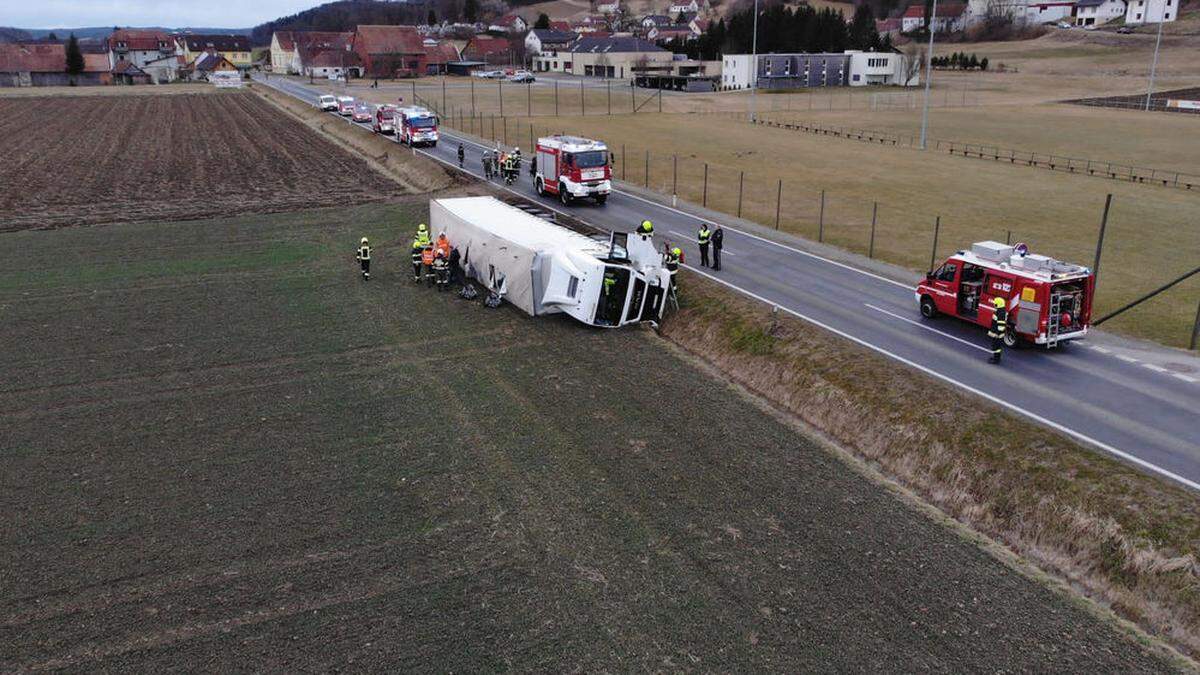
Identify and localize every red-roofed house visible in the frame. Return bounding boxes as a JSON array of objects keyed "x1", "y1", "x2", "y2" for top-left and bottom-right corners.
[
  {"x1": 647, "y1": 26, "x2": 694, "y2": 41},
  {"x1": 352, "y1": 25, "x2": 427, "y2": 78},
  {"x1": 424, "y1": 41, "x2": 460, "y2": 74},
  {"x1": 272, "y1": 30, "x2": 354, "y2": 74},
  {"x1": 549, "y1": 20, "x2": 572, "y2": 32},
  {"x1": 462, "y1": 35, "x2": 512, "y2": 65},
  {"x1": 106, "y1": 29, "x2": 175, "y2": 69},
  {"x1": 112, "y1": 60, "x2": 151, "y2": 85},
  {"x1": 902, "y1": 3, "x2": 967, "y2": 31},
  {"x1": 875, "y1": 17, "x2": 902, "y2": 36},
  {"x1": 689, "y1": 17, "x2": 710, "y2": 35},
  {"x1": 0, "y1": 43, "x2": 67, "y2": 86},
  {"x1": 488, "y1": 14, "x2": 528, "y2": 33}
]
